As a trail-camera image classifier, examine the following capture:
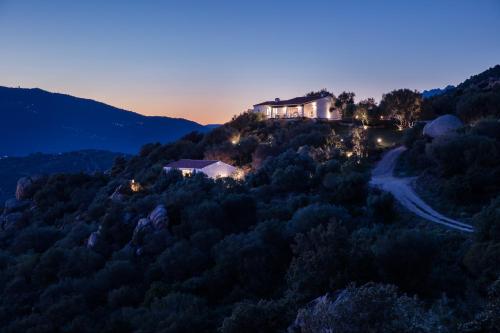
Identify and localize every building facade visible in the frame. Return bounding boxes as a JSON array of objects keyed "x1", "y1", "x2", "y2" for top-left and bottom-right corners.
[
  {"x1": 164, "y1": 159, "x2": 237, "y2": 179},
  {"x1": 253, "y1": 92, "x2": 341, "y2": 120}
]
